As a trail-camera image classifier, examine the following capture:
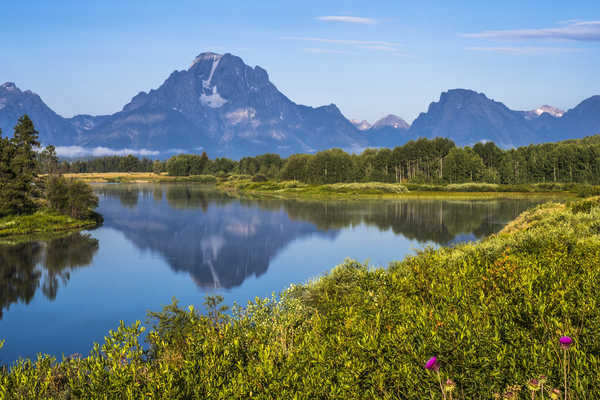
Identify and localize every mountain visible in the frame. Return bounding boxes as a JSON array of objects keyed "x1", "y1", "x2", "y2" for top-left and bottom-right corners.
[
  {"x1": 550, "y1": 96, "x2": 600, "y2": 141},
  {"x1": 360, "y1": 114, "x2": 411, "y2": 147},
  {"x1": 523, "y1": 105, "x2": 565, "y2": 120},
  {"x1": 73, "y1": 52, "x2": 366, "y2": 158},
  {"x1": 350, "y1": 119, "x2": 371, "y2": 131},
  {"x1": 409, "y1": 89, "x2": 541, "y2": 147},
  {"x1": 372, "y1": 114, "x2": 410, "y2": 130},
  {"x1": 2, "y1": 54, "x2": 600, "y2": 155},
  {"x1": 0, "y1": 82, "x2": 77, "y2": 145}
]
